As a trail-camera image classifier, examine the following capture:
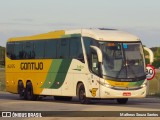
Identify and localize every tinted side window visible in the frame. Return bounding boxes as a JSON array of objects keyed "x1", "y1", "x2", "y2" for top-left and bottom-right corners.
[
  {"x1": 14, "y1": 42, "x2": 23, "y2": 59},
  {"x1": 33, "y1": 40, "x2": 44, "y2": 59},
  {"x1": 58, "y1": 39, "x2": 69, "y2": 59},
  {"x1": 83, "y1": 37, "x2": 92, "y2": 56},
  {"x1": 70, "y1": 37, "x2": 84, "y2": 61},
  {"x1": 83, "y1": 37, "x2": 99, "y2": 56},
  {"x1": 23, "y1": 41, "x2": 34, "y2": 59},
  {"x1": 83, "y1": 37, "x2": 100, "y2": 67},
  {"x1": 45, "y1": 40, "x2": 57, "y2": 58},
  {"x1": 7, "y1": 42, "x2": 15, "y2": 59}
]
